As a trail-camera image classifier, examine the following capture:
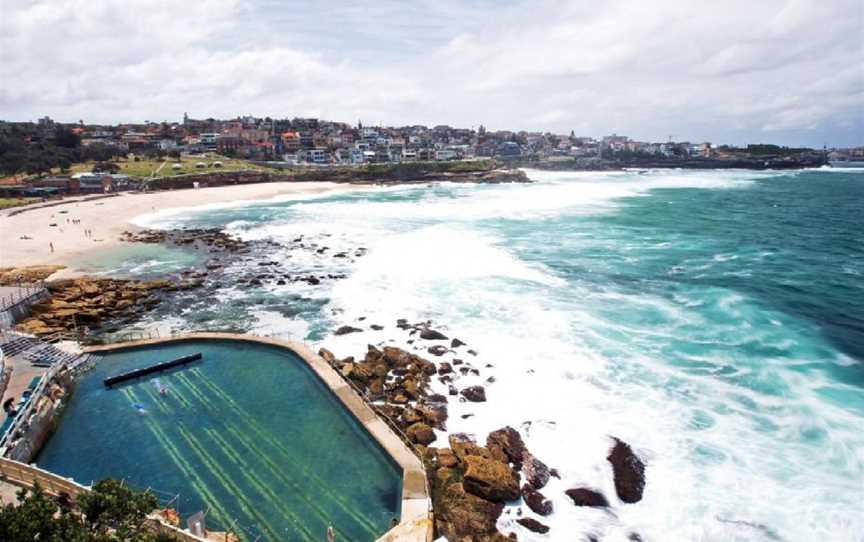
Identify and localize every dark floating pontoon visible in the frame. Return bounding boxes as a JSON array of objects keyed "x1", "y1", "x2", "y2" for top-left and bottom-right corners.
[{"x1": 103, "y1": 353, "x2": 202, "y2": 387}]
